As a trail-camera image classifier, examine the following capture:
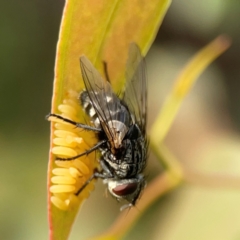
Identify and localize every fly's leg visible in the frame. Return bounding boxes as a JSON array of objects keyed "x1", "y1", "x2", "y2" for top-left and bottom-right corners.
[
  {"x1": 99, "y1": 157, "x2": 113, "y2": 176},
  {"x1": 103, "y1": 61, "x2": 111, "y2": 83},
  {"x1": 75, "y1": 172, "x2": 105, "y2": 195},
  {"x1": 46, "y1": 113, "x2": 101, "y2": 132},
  {"x1": 56, "y1": 140, "x2": 107, "y2": 161},
  {"x1": 76, "y1": 159, "x2": 113, "y2": 196}
]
